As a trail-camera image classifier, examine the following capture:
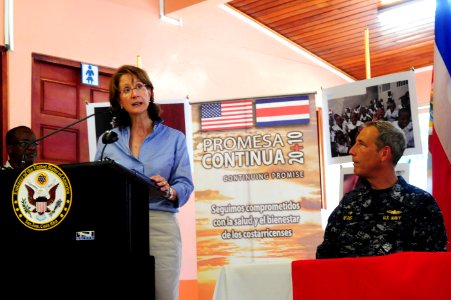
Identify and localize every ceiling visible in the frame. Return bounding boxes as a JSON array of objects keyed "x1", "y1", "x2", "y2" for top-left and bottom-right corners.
[{"x1": 227, "y1": 0, "x2": 435, "y2": 81}]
